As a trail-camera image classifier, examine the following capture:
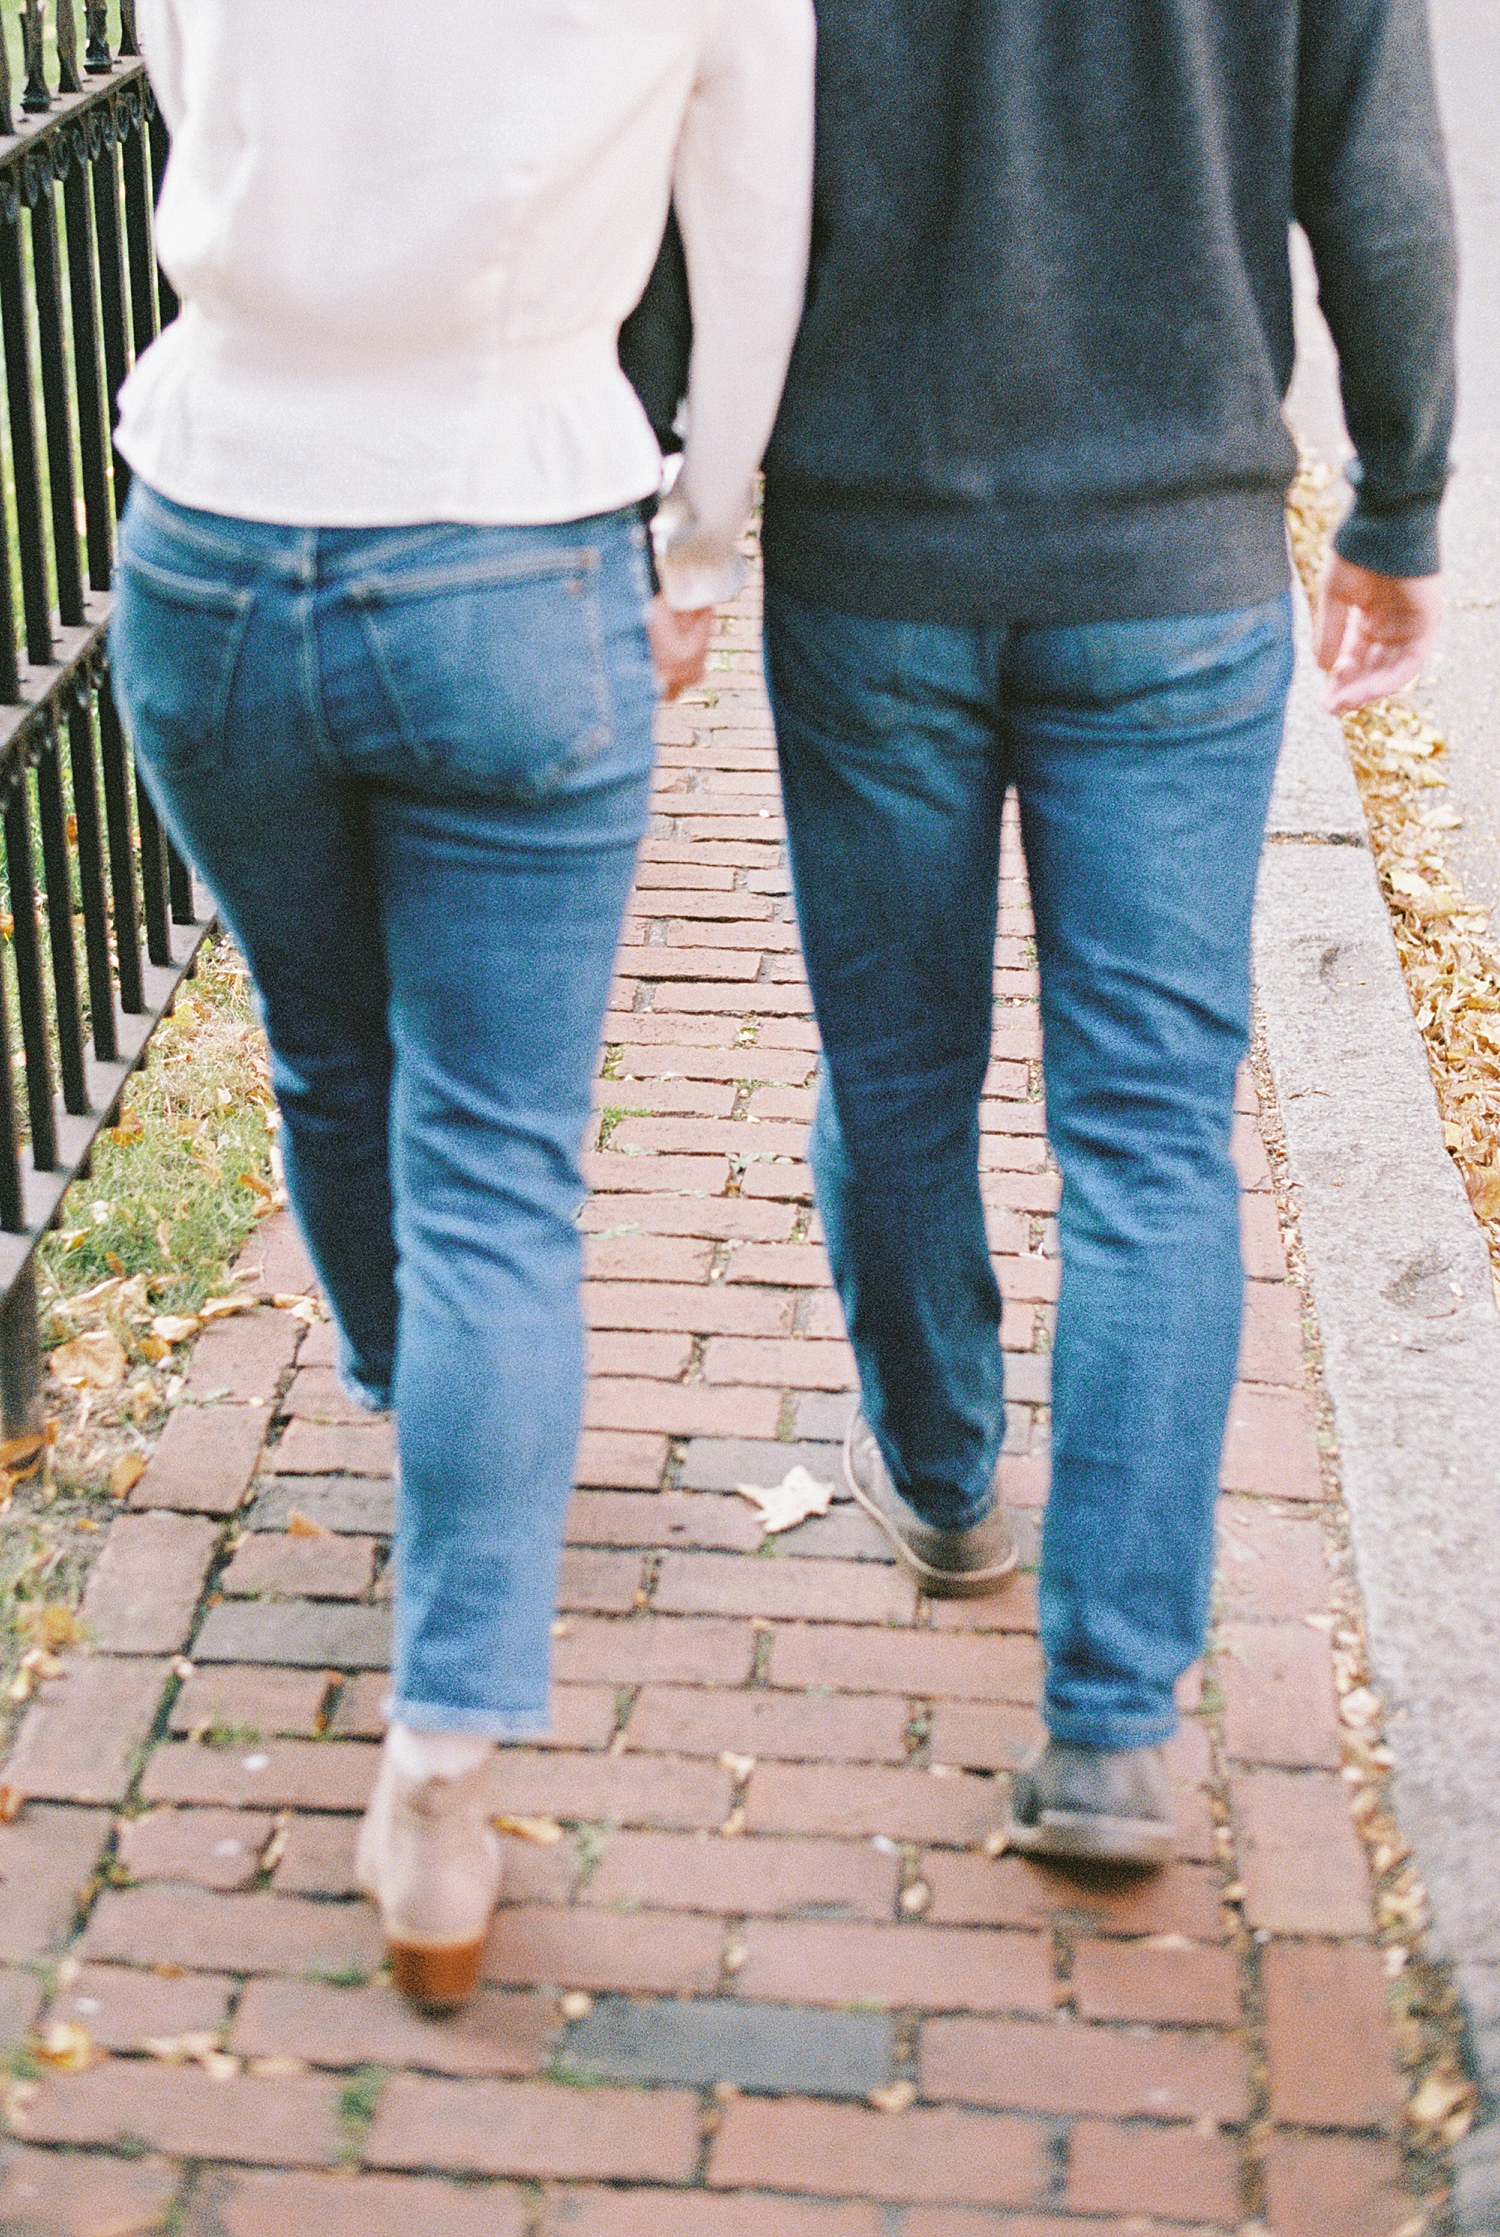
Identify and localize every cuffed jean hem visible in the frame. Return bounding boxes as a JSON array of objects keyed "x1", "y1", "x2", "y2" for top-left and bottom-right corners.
[
  {"x1": 1043, "y1": 1700, "x2": 1180, "y2": 1752},
  {"x1": 385, "y1": 1694, "x2": 554, "y2": 1742}
]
